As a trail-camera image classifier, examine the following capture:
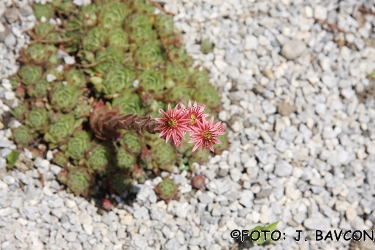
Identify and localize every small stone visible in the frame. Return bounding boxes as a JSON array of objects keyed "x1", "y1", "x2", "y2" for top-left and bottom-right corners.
[
  {"x1": 314, "y1": 5, "x2": 327, "y2": 20},
  {"x1": 4, "y1": 33, "x2": 16, "y2": 48},
  {"x1": 262, "y1": 100, "x2": 276, "y2": 115},
  {"x1": 5, "y1": 8, "x2": 19, "y2": 23},
  {"x1": 20, "y1": 5, "x2": 33, "y2": 16},
  {"x1": 281, "y1": 40, "x2": 306, "y2": 60},
  {"x1": 278, "y1": 103, "x2": 296, "y2": 116},
  {"x1": 346, "y1": 205, "x2": 356, "y2": 221},
  {"x1": 46, "y1": 74, "x2": 57, "y2": 82},
  {"x1": 239, "y1": 190, "x2": 254, "y2": 208},
  {"x1": 304, "y1": 217, "x2": 330, "y2": 231},
  {"x1": 198, "y1": 193, "x2": 213, "y2": 204},
  {"x1": 64, "y1": 232, "x2": 78, "y2": 242},
  {"x1": 64, "y1": 56, "x2": 76, "y2": 65},
  {"x1": 274, "y1": 161, "x2": 293, "y2": 177}
]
